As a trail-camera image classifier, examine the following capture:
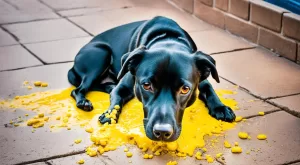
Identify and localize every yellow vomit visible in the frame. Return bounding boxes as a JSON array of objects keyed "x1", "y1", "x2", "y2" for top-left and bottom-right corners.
[{"x1": 0, "y1": 86, "x2": 239, "y2": 163}]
